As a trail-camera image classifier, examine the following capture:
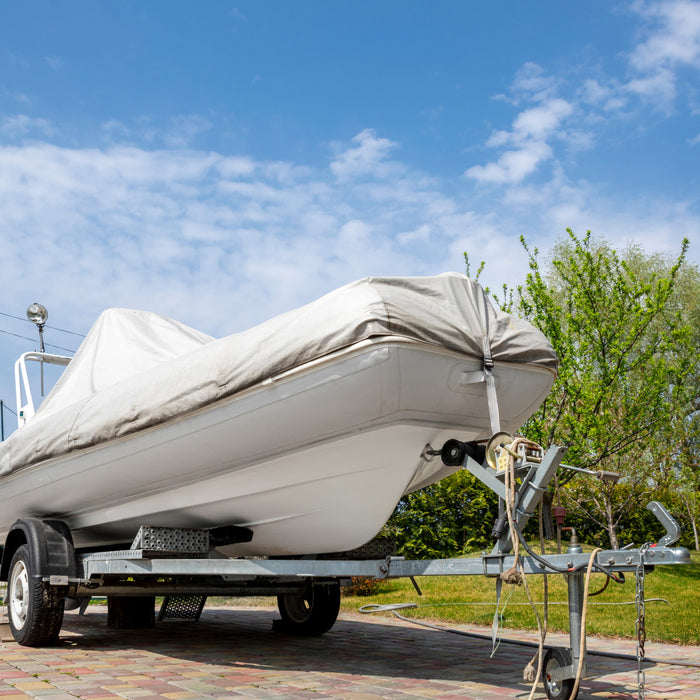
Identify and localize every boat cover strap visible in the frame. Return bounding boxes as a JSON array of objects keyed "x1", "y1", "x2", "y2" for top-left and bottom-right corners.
[
  {"x1": 458, "y1": 335, "x2": 501, "y2": 436},
  {"x1": 482, "y1": 335, "x2": 501, "y2": 436}
]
